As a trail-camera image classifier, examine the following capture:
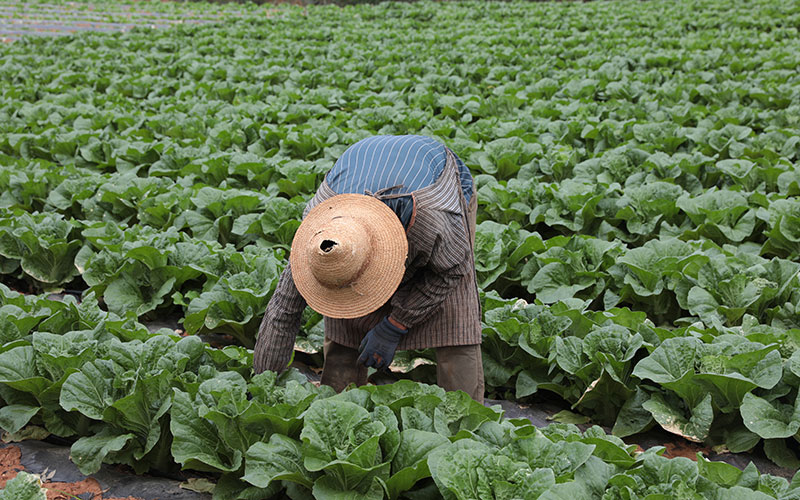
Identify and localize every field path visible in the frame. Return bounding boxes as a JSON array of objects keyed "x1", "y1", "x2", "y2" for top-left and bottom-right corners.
[{"x1": 0, "y1": 0, "x2": 245, "y2": 43}]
